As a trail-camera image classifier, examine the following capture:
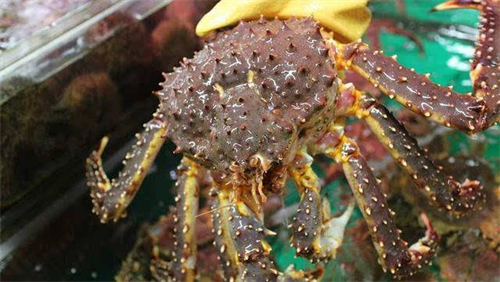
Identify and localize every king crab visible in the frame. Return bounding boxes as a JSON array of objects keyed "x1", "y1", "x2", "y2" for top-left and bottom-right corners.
[{"x1": 86, "y1": 0, "x2": 499, "y2": 280}]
